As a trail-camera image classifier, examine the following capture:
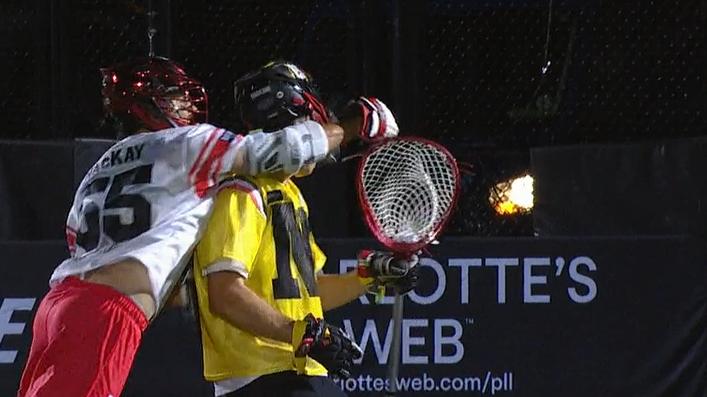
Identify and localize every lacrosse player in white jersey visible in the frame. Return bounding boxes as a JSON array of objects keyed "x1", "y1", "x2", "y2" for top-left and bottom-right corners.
[{"x1": 17, "y1": 56, "x2": 351, "y2": 397}]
